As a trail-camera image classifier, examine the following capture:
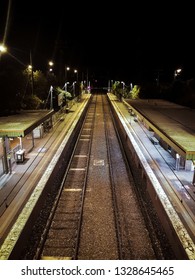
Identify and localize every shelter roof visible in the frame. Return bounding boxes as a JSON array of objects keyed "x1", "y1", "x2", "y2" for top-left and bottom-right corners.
[
  {"x1": 126, "y1": 99, "x2": 195, "y2": 160},
  {"x1": 0, "y1": 109, "x2": 54, "y2": 137}
]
